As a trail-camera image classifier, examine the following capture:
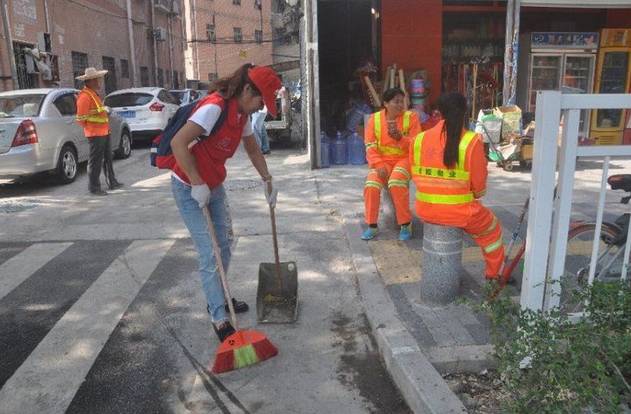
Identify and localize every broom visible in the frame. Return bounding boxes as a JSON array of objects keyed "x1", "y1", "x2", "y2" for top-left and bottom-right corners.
[{"x1": 202, "y1": 206, "x2": 278, "y2": 374}]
